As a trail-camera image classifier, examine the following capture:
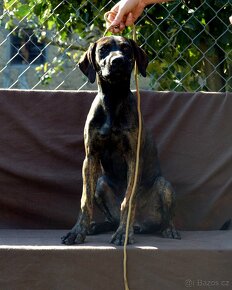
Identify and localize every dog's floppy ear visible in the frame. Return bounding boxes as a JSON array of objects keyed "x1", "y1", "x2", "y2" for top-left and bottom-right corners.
[
  {"x1": 78, "y1": 42, "x2": 97, "y2": 83},
  {"x1": 129, "y1": 39, "x2": 149, "y2": 77}
]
